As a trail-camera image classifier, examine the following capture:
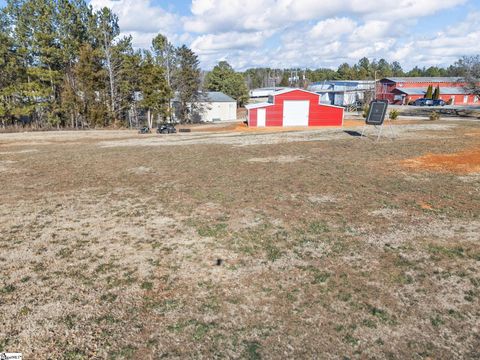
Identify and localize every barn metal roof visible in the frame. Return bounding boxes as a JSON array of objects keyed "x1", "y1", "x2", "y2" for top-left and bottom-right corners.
[
  {"x1": 394, "y1": 88, "x2": 426, "y2": 95},
  {"x1": 395, "y1": 87, "x2": 468, "y2": 95},
  {"x1": 245, "y1": 102, "x2": 273, "y2": 110},
  {"x1": 245, "y1": 88, "x2": 345, "y2": 110},
  {"x1": 382, "y1": 77, "x2": 463, "y2": 83}
]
